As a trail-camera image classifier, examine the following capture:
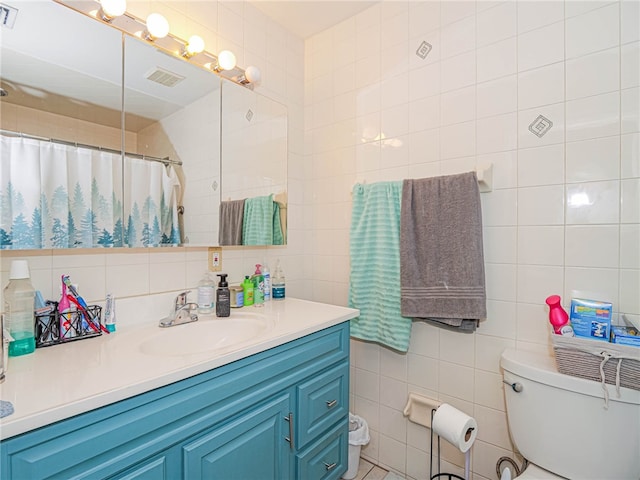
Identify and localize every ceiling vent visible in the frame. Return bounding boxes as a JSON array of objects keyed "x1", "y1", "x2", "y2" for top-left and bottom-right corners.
[{"x1": 145, "y1": 67, "x2": 185, "y2": 87}]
